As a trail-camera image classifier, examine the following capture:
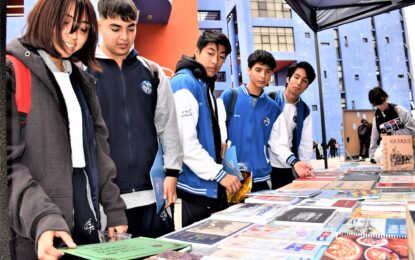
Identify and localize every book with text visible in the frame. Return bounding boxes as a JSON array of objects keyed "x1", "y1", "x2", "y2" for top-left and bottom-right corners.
[
  {"x1": 61, "y1": 237, "x2": 191, "y2": 260},
  {"x1": 277, "y1": 181, "x2": 330, "y2": 191},
  {"x1": 211, "y1": 203, "x2": 286, "y2": 225},
  {"x1": 240, "y1": 223, "x2": 337, "y2": 245},
  {"x1": 339, "y1": 218, "x2": 407, "y2": 237},
  {"x1": 297, "y1": 199, "x2": 359, "y2": 212},
  {"x1": 383, "y1": 135, "x2": 414, "y2": 171},
  {"x1": 162, "y1": 218, "x2": 253, "y2": 247},
  {"x1": 218, "y1": 235, "x2": 325, "y2": 259},
  {"x1": 273, "y1": 207, "x2": 337, "y2": 227}
]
